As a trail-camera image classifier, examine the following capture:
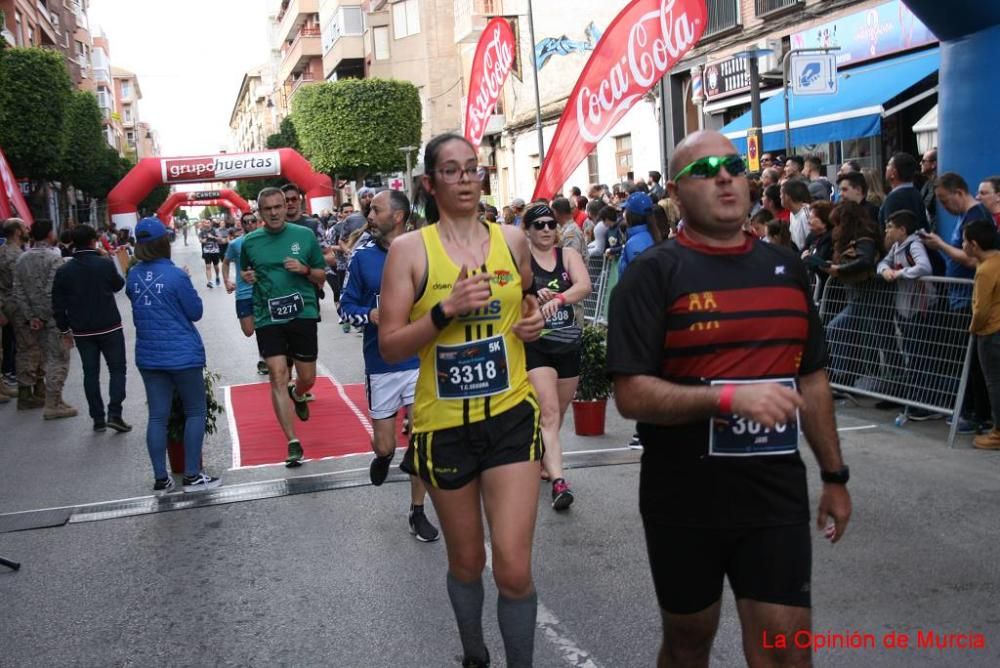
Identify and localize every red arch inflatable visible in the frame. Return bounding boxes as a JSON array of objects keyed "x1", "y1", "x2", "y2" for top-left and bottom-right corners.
[
  {"x1": 108, "y1": 148, "x2": 334, "y2": 231},
  {"x1": 170, "y1": 199, "x2": 242, "y2": 221},
  {"x1": 156, "y1": 189, "x2": 251, "y2": 226}
]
